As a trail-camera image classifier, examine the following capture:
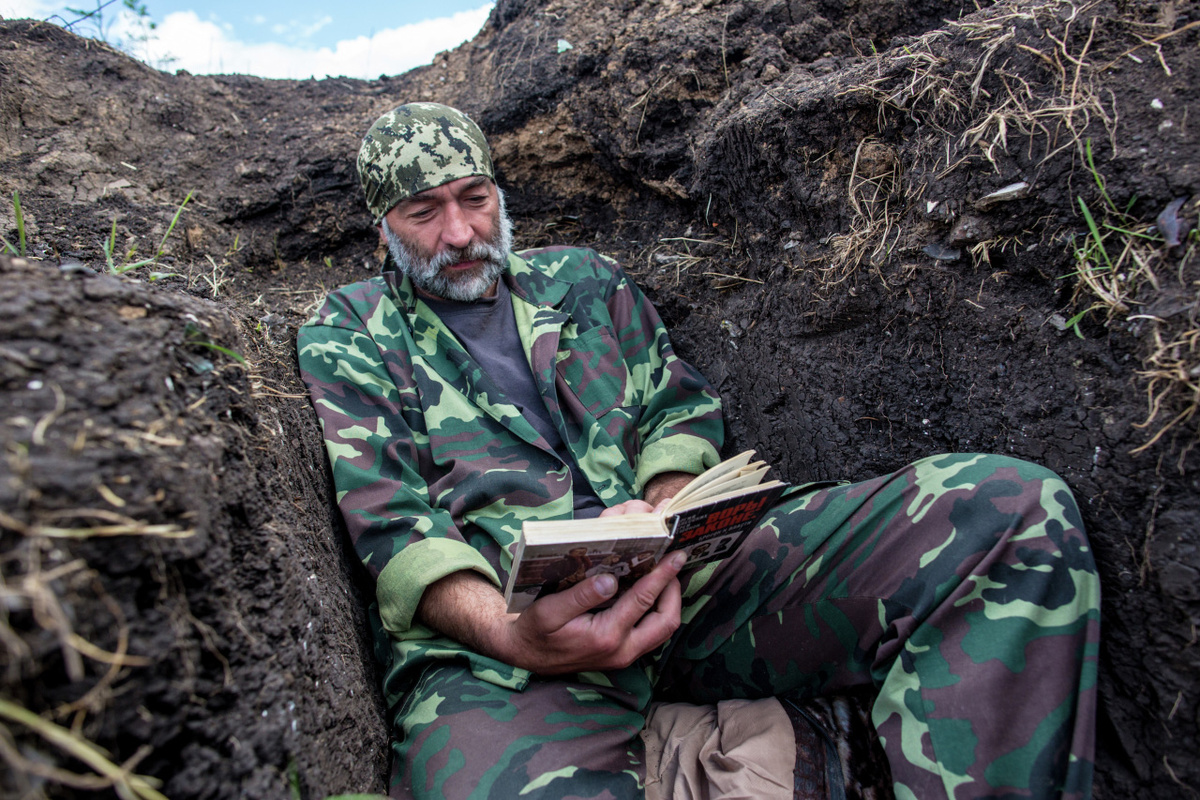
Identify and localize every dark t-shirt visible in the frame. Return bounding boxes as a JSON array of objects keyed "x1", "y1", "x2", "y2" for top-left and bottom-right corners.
[{"x1": 423, "y1": 281, "x2": 606, "y2": 518}]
